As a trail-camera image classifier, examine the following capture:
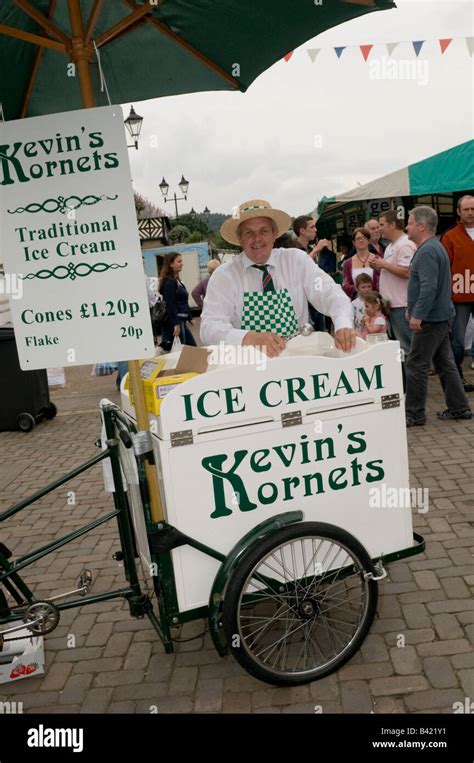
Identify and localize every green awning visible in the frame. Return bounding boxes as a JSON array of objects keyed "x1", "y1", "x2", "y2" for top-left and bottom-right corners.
[{"x1": 317, "y1": 140, "x2": 474, "y2": 217}]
